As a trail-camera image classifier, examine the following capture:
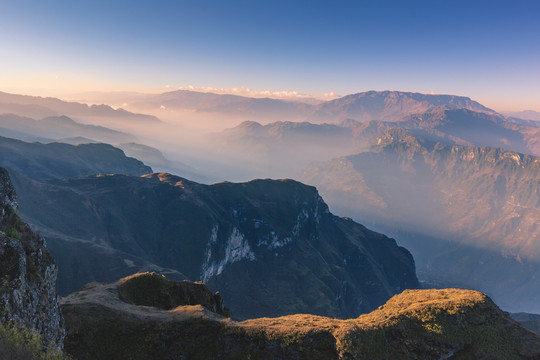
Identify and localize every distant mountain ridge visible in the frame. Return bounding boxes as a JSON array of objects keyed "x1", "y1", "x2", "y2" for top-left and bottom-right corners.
[
  {"x1": 125, "y1": 89, "x2": 500, "y2": 123},
  {"x1": 0, "y1": 113, "x2": 137, "y2": 144},
  {"x1": 310, "y1": 90, "x2": 496, "y2": 122},
  {"x1": 301, "y1": 128, "x2": 540, "y2": 312},
  {"x1": 0, "y1": 91, "x2": 161, "y2": 125},
  {"x1": 504, "y1": 110, "x2": 540, "y2": 122}
]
